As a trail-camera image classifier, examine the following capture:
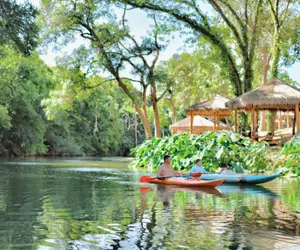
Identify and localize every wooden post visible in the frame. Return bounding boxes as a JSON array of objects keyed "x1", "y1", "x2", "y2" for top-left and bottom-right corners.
[
  {"x1": 287, "y1": 111, "x2": 290, "y2": 128},
  {"x1": 279, "y1": 111, "x2": 282, "y2": 129},
  {"x1": 217, "y1": 112, "x2": 220, "y2": 130},
  {"x1": 225, "y1": 118, "x2": 233, "y2": 132},
  {"x1": 251, "y1": 105, "x2": 255, "y2": 140},
  {"x1": 293, "y1": 108, "x2": 296, "y2": 135},
  {"x1": 296, "y1": 104, "x2": 299, "y2": 134},
  {"x1": 234, "y1": 109, "x2": 238, "y2": 133},
  {"x1": 255, "y1": 110, "x2": 259, "y2": 137},
  {"x1": 190, "y1": 112, "x2": 194, "y2": 134},
  {"x1": 213, "y1": 113, "x2": 216, "y2": 131}
]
